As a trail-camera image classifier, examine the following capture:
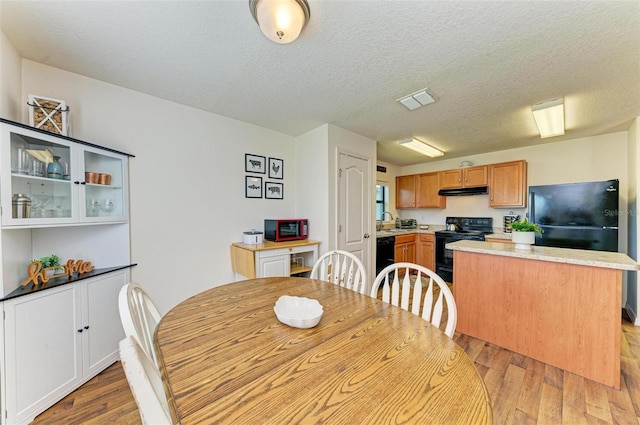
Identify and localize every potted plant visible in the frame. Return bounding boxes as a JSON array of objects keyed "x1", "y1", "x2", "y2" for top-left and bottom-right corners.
[
  {"x1": 509, "y1": 219, "x2": 543, "y2": 250},
  {"x1": 35, "y1": 254, "x2": 63, "y2": 276}
]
